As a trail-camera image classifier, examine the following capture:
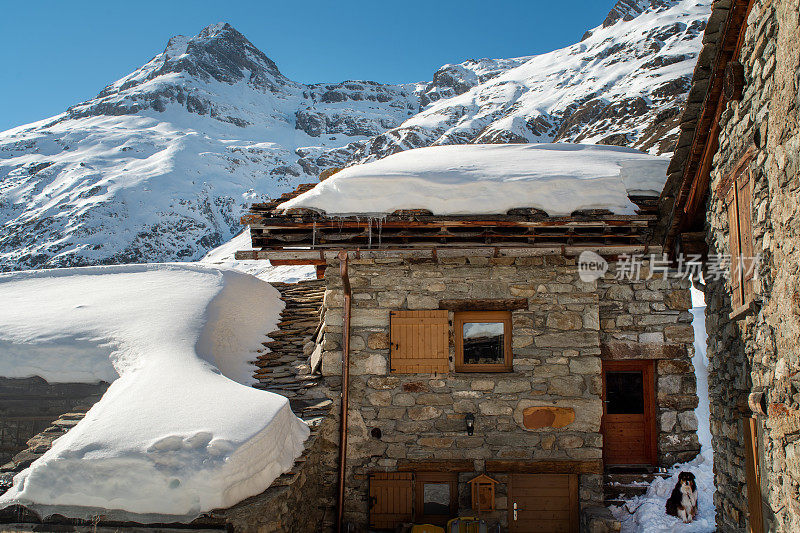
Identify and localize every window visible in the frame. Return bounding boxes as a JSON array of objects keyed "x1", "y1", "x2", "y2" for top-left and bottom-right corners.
[
  {"x1": 455, "y1": 310, "x2": 512, "y2": 372},
  {"x1": 389, "y1": 310, "x2": 449, "y2": 374},
  {"x1": 723, "y1": 150, "x2": 756, "y2": 317},
  {"x1": 414, "y1": 472, "x2": 458, "y2": 525}
]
